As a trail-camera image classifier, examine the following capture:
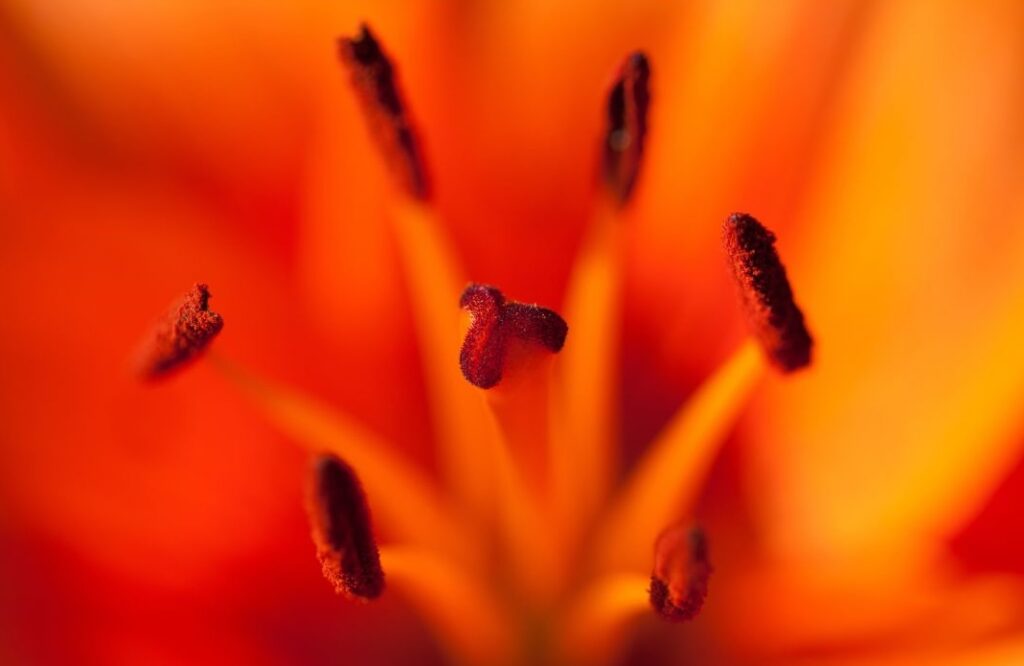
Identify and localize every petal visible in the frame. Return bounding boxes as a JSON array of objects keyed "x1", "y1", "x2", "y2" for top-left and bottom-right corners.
[
  {"x1": 711, "y1": 548, "x2": 1024, "y2": 661},
  {"x1": 745, "y1": 0, "x2": 1024, "y2": 559}
]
